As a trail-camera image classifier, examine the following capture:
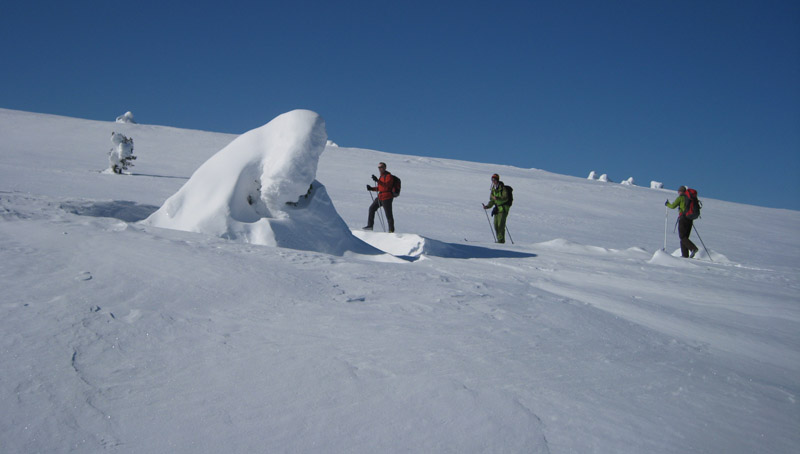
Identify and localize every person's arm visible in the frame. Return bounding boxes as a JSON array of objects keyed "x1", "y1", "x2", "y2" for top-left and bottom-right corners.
[
  {"x1": 484, "y1": 191, "x2": 496, "y2": 209},
  {"x1": 666, "y1": 195, "x2": 685, "y2": 210}
]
